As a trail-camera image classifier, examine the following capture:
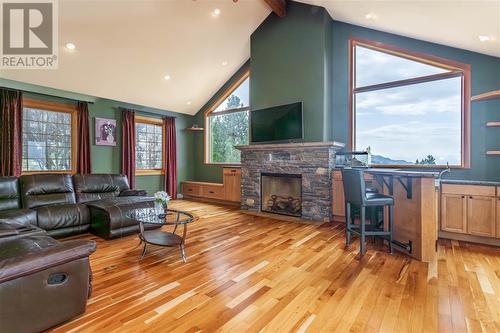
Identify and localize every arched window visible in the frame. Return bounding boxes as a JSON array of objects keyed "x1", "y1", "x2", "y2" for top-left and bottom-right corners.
[
  {"x1": 205, "y1": 70, "x2": 250, "y2": 164},
  {"x1": 350, "y1": 39, "x2": 470, "y2": 167}
]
